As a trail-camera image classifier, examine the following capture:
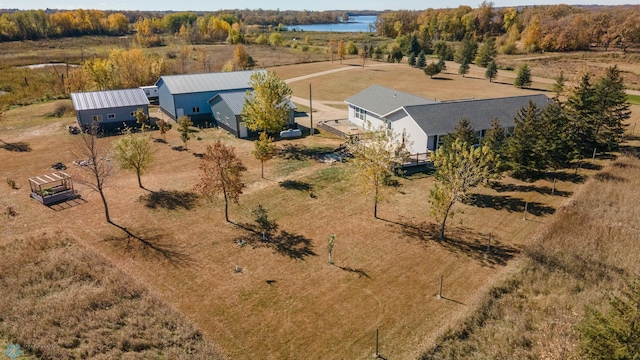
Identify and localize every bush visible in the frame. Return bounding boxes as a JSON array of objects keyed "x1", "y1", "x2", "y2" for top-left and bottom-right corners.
[{"x1": 50, "y1": 101, "x2": 74, "y2": 117}]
